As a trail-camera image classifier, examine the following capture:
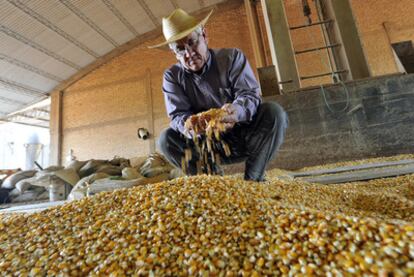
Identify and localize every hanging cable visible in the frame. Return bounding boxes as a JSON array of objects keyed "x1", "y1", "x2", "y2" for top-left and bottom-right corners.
[{"x1": 320, "y1": 82, "x2": 350, "y2": 114}]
